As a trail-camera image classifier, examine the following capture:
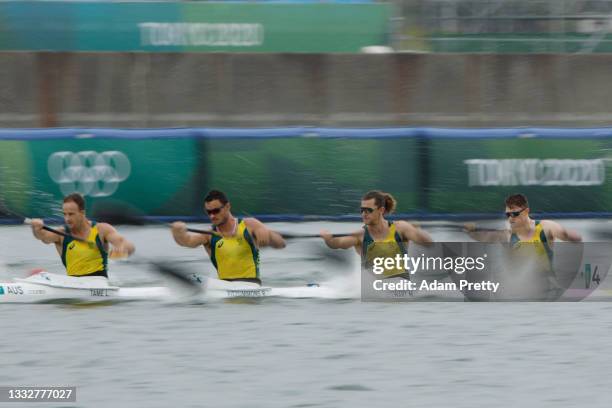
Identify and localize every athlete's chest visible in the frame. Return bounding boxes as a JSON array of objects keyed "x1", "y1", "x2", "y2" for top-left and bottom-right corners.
[
  {"x1": 214, "y1": 235, "x2": 248, "y2": 251},
  {"x1": 367, "y1": 226, "x2": 394, "y2": 242},
  {"x1": 515, "y1": 228, "x2": 546, "y2": 243}
]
